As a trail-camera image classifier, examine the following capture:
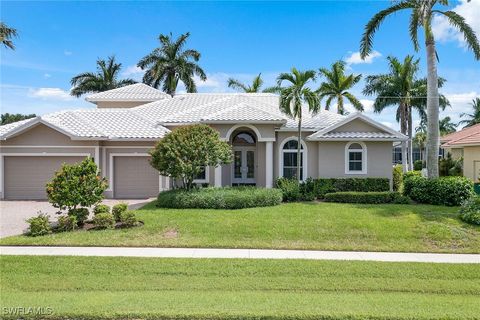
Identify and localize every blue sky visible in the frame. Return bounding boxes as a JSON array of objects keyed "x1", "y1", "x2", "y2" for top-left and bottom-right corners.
[{"x1": 1, "y1": 0, "x2": 479, "y2": 130}]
